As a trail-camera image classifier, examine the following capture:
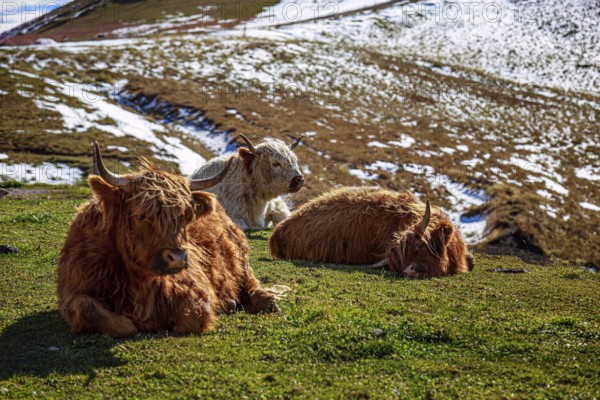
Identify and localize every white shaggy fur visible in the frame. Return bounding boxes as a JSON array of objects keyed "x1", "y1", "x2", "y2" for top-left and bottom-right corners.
[{"x1": 190, "y1": 137, "x2": 304, "y2": 230}]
